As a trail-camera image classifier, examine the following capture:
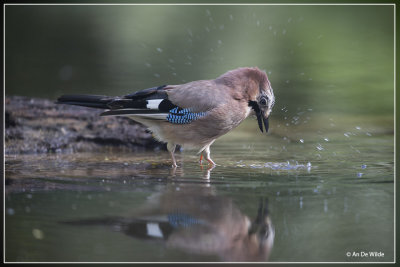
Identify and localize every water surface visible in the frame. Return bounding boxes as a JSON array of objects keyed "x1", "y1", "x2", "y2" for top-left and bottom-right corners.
[{"x1": 5, "y1": 117, "x2": 394, "y2": 262}]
